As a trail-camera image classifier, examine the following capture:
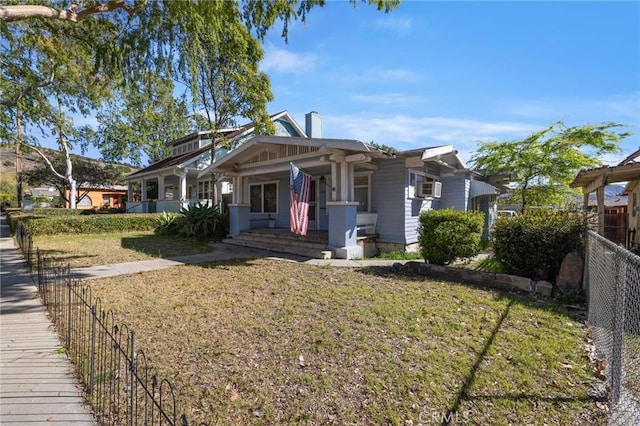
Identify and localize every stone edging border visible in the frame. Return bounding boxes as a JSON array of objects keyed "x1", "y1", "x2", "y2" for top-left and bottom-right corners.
[{"x1": 392, "y1": 261, "x2": 553, "y2": 297}]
